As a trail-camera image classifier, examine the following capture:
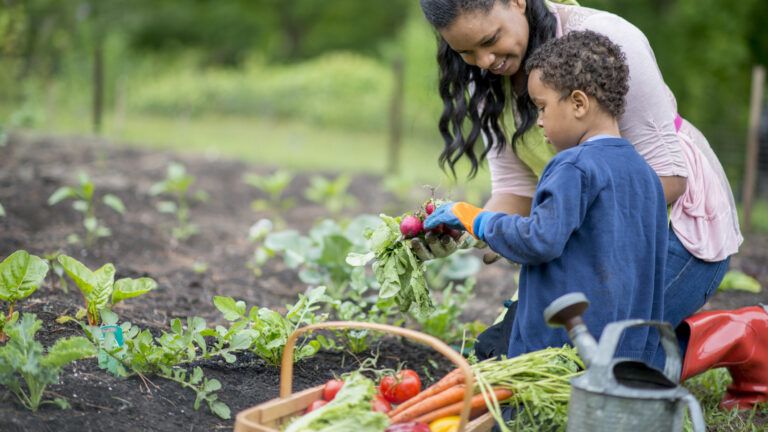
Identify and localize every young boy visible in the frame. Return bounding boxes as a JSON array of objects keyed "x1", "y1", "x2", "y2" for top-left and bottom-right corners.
[{"x1": 425, "y1": 30, "x2": 668, "y2": 367}]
